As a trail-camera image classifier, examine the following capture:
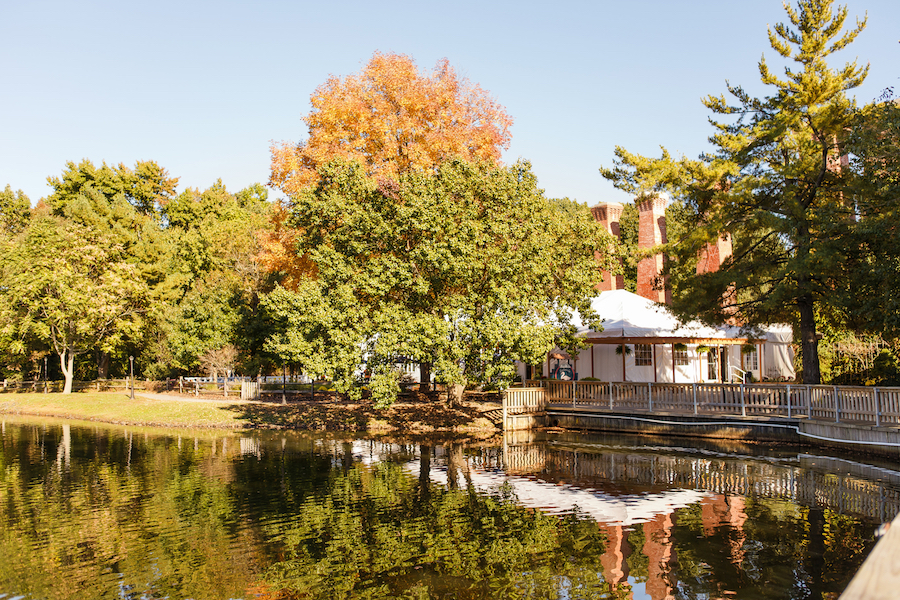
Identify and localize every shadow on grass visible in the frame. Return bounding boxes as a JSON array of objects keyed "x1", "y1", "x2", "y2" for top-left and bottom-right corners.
[{"x1": 221, "y1": 391, "x2": 501, "y2": 433}]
